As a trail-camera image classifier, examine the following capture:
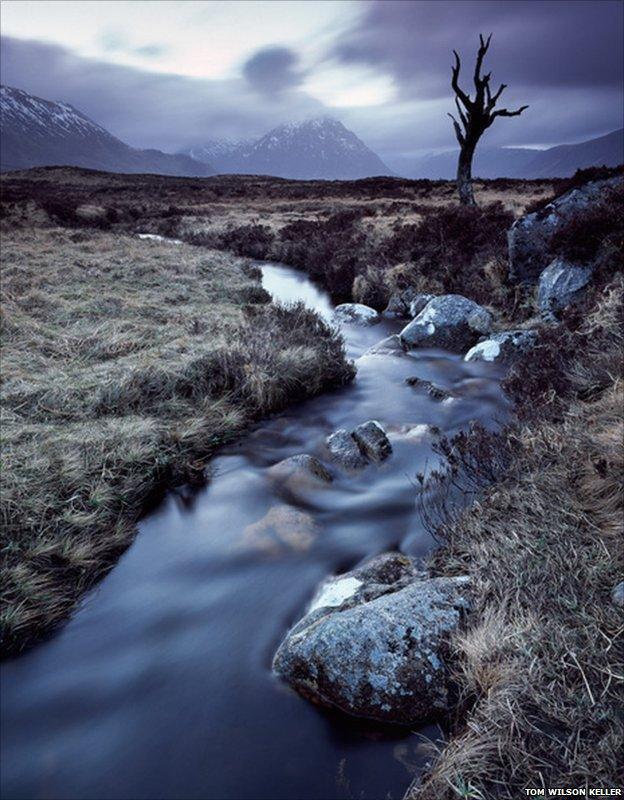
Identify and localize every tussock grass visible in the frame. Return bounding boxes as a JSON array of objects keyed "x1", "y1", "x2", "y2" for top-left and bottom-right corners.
[
  {"x1": 1, "y1": 167, "x2": 554, "y2": 311},
  {"x1": 409, "y1": 285, "x2": 624, "y2": 798},
  {"x1": 0, "y1": 227, "x2": 353, "y2": 654}
]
